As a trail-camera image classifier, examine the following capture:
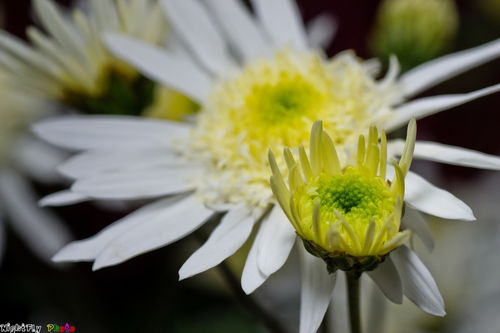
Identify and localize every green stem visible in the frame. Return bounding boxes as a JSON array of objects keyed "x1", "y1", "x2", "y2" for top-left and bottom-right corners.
[{"x1": 346, "y1": 272, "x2": 362, "y2": 333}]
